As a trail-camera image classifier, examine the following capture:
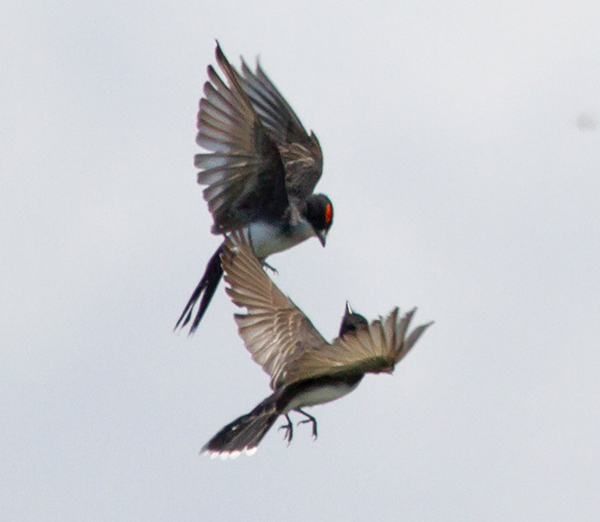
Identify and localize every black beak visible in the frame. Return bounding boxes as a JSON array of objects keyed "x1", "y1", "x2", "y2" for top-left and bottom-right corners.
[{"x1": 317, "y1": 230, "x2": 327, "y2": 247}]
